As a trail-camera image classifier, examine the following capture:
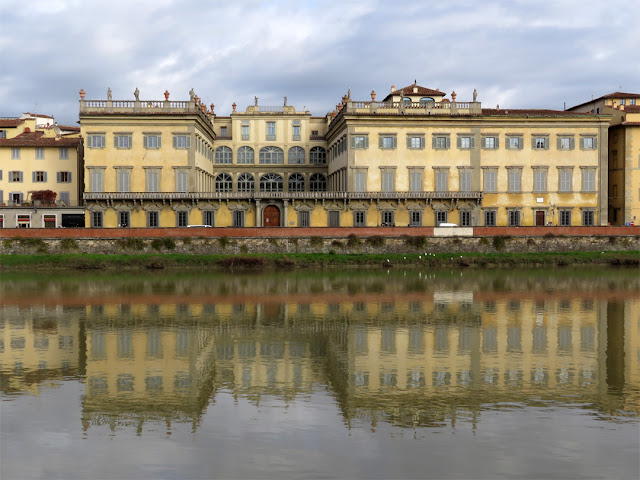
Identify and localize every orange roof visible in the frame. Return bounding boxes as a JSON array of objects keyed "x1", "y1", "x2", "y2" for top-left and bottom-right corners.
[
  {"x1": 0, "y1": 119, "x2": 23, "y2": 128},
  {"x1": 0, "y1": 131, "x2": 81, "y2": 147}
]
